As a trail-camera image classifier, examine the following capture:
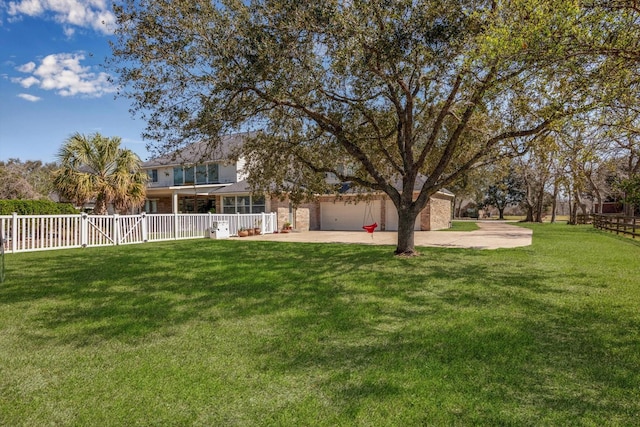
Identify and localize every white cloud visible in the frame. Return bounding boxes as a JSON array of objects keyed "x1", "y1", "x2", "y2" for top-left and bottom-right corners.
[
  {"x1": 14, "y1": 53, "x2": 116, "y2": 97},
  {"x1": 18, "y1": 93, "x2": 42, "y2": 102},
  {"x1": 17, "y1": 62, "x2": 36, "y2": 73},
  {"x1": 7, "y1": 0, "x2": 116, "y2": 35},
  {"x1": 63, "y1": 26, "x2": 75, "y2": 37},
  {"x1": 17, "y1": 76, "x2": 40, "y2": 88},
  {"x1": 7, "y1": 0, "x2": 44, "y2": 16}
]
